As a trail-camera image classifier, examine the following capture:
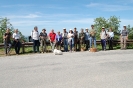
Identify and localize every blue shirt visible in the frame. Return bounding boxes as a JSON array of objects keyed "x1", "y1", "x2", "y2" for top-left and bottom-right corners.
[
  {"x1": 56, "y1": 34, "x2": 62, "y2": 42},
  {"x1": 85, "y1": 32, "x2": 90, "y2": 40}
]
